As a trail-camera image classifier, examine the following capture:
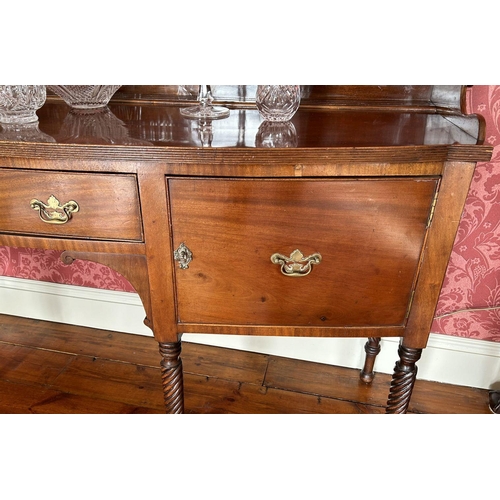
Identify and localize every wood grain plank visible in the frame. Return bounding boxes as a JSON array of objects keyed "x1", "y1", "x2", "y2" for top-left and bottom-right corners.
[
  {"x1": 30, "y1": 393, "x2": 164, "y2": 414},
  {"x1": 408, "y1": 380, "x2": 490, "y2": 414},
  {"x1": 0, "y1": 379, "x2": 62, "y2": 413},
  {"x1": 0, "y1": 314, "x2": 160, "y2": 366},
  {"x1": 264, "y1": 356, "x2": 391, "y2": 407},
  {"x1": 265, "y1": 355, "x2": 490, "y2": 414},
  {"x1": 0, "y1": 314, "x2": 270, "y2": 384},
  {"x1": 182, "y1": 342, "x2": 269, "y2": 385},
  {"x1": 184, "y1": 374, "x2": 385, "y2": 414},
  {"x1": 50, "y1": 356, "x2": 165, "y2": 410},
  {"x1": 0, "y1": 342, "x2": 73, "y2": 386},
  {"x1": 0, "y1": 314, "x2": 491, "y2": 414},
  {"x1": 46, "y1": 353, "x2": 269, "y2": 412},
  {"x1": 0, "y1": 379, "x2": 161, "y2": 414}
]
